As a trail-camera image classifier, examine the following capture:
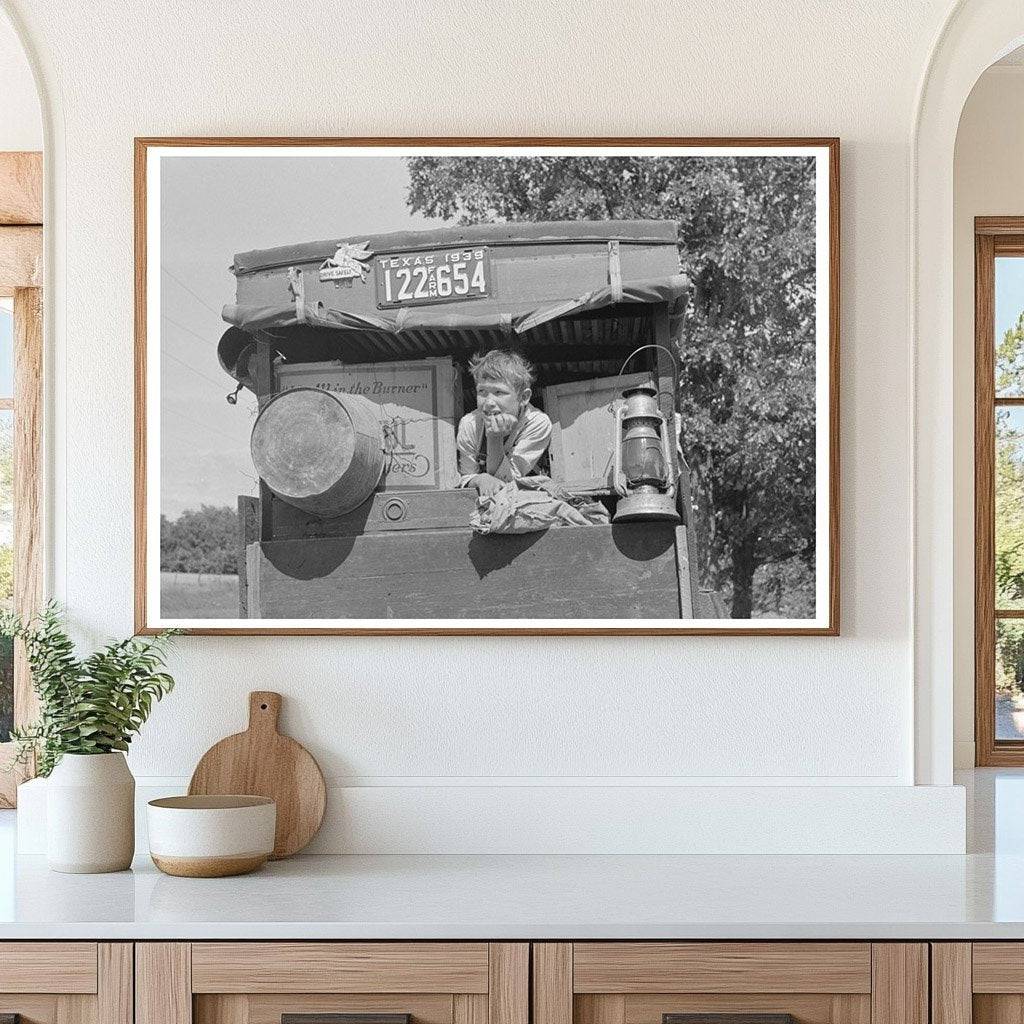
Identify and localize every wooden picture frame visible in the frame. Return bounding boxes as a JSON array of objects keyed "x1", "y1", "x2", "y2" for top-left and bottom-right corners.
[{"x1": 135, "y1": 137, "x2": 840, "y2": 636}]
